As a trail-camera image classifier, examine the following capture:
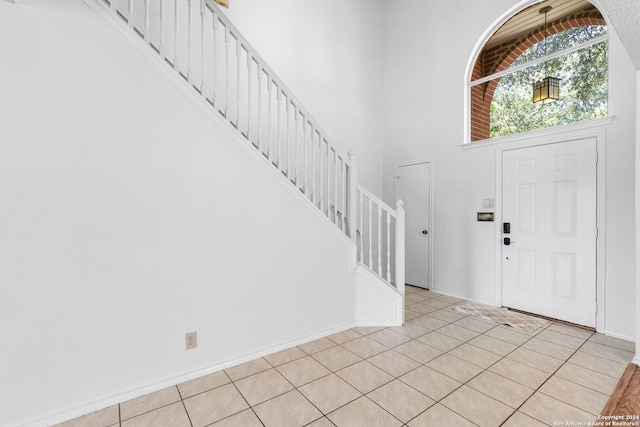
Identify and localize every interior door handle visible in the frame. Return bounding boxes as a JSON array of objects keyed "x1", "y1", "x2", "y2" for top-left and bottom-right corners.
[{"x1": 422, "y1": 230, "x2": 428, "y2": 235}]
